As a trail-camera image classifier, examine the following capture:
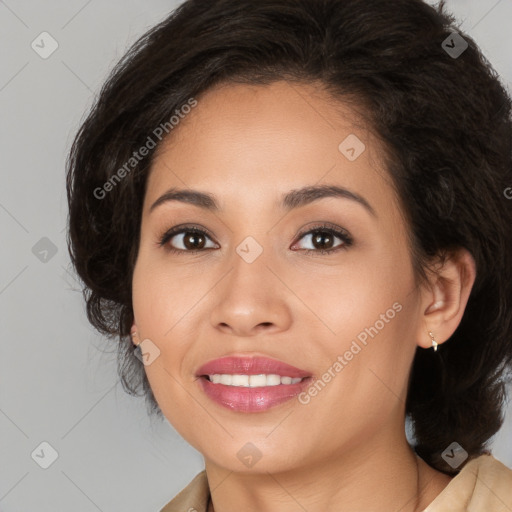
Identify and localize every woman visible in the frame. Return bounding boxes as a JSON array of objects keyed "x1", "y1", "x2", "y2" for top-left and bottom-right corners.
[{"x1": 66, "y1": 0, "x2": 512, "y2": 510}]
